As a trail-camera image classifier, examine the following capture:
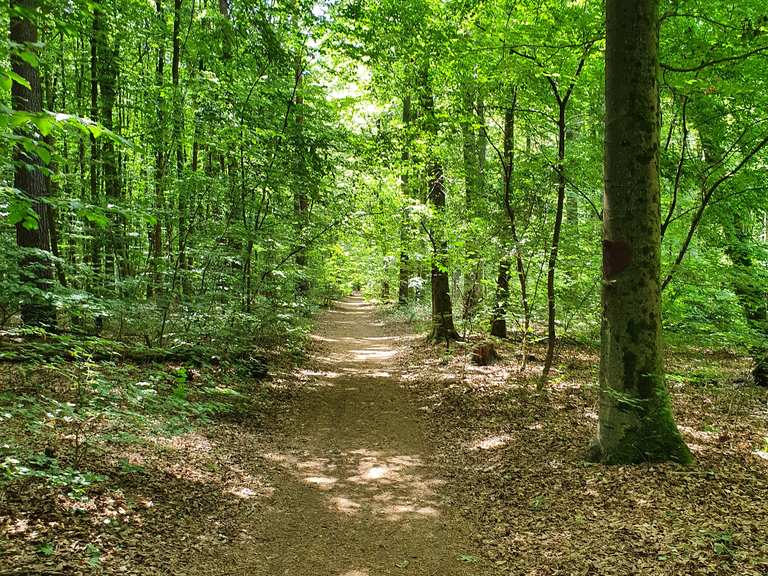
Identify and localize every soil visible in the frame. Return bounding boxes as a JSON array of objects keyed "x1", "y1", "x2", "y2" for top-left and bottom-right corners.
[{"x1": 190, "y1": 296, "x2": 495, "y2": 575}]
